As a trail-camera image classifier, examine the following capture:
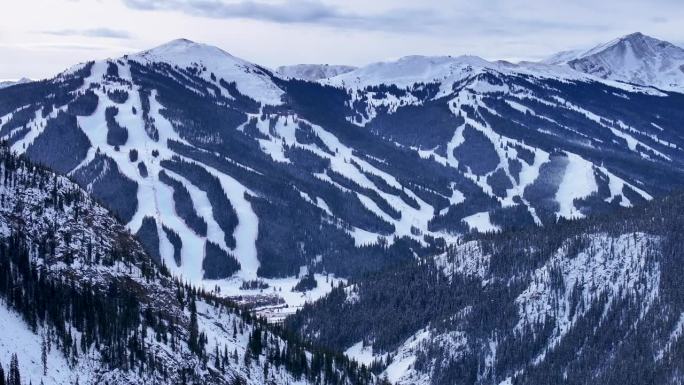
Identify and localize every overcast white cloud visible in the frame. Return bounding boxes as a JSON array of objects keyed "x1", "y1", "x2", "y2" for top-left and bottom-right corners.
[
  {"x1": 1, "y1": 0, "x2": 682, "y2": 80},
  {"x1": 40, "y1": 28, "x2": 133, "y2": 39},
  {"x1": 122, "y1": 0, "x2": 445, "y2": 31}
]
